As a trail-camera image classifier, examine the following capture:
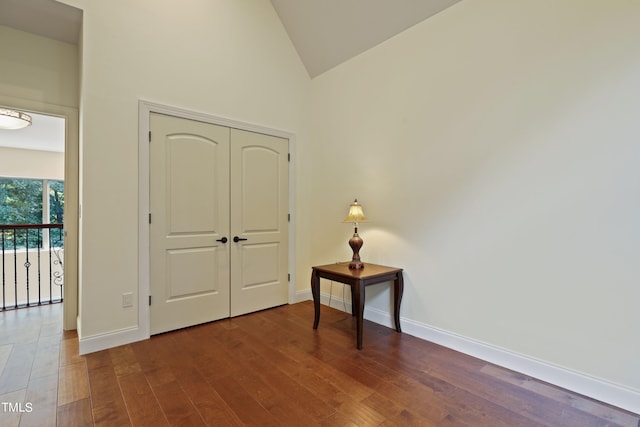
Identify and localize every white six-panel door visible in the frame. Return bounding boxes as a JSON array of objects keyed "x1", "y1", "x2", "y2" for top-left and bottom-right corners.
[
  {"x1": 230, "y1": 128, "x2": 289, "y2": 317},
  {"x1": 149, "y1": 113, "x2": 288, "y2": 334},
  {"x1": 150, "y1": 114, "x2": 231, "y2": 334}
]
